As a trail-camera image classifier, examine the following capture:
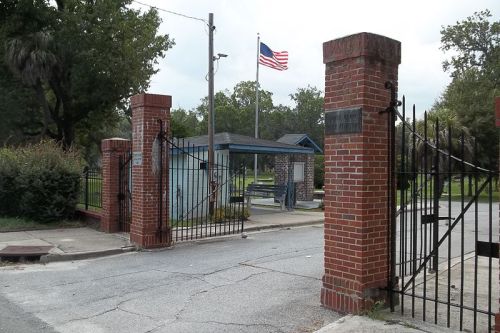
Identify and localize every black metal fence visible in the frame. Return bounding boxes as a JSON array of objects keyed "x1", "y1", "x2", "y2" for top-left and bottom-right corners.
[
  {"x1": 79, "y1": 167, "x2": 102, "y2": 210},
  {"x1": 388, "y1": 87, "x2": 498, "y2": 332},
  {"x1": 165, "y1": 136, "x2": 247, "y2": 242},
  {"x1": 118, "y1": 152, "x2": 132, "y2": 232}
]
